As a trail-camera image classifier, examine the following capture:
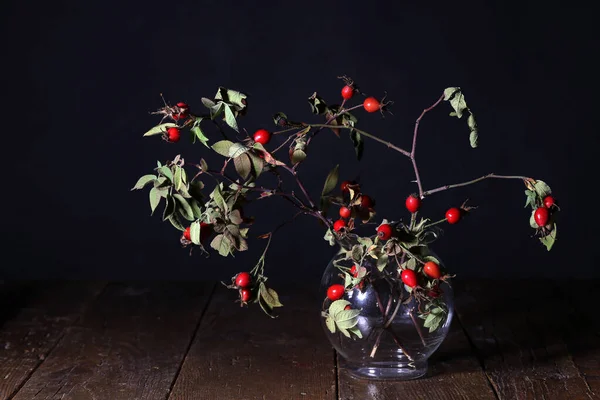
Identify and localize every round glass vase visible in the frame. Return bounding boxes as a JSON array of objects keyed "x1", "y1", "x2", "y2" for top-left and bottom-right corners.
[{"x1": 320, "y1": 239, "x2": 454, "y2": 381}]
